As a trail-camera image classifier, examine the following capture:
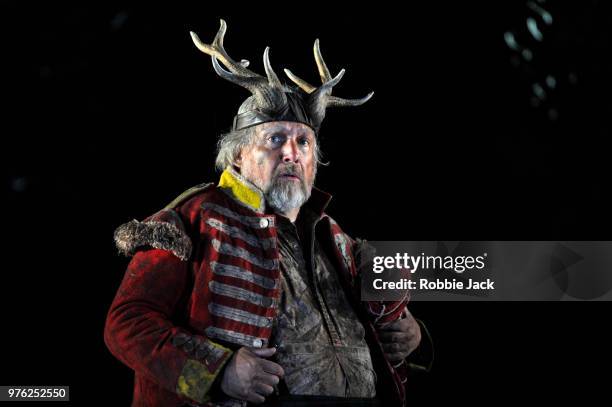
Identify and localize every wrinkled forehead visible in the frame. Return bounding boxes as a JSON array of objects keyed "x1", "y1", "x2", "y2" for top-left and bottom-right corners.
[{"x1": 254, "y1": 121, "x2": 316, "y2": 138}]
